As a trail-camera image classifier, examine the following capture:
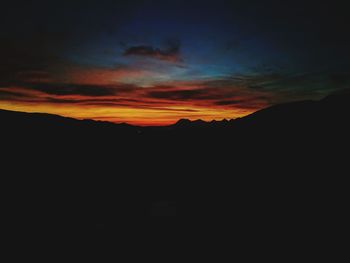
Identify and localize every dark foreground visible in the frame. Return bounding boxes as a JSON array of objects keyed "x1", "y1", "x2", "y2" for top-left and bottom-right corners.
[{"x1": 1, "y1": 92, "x2": 349, "y2": 253}]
